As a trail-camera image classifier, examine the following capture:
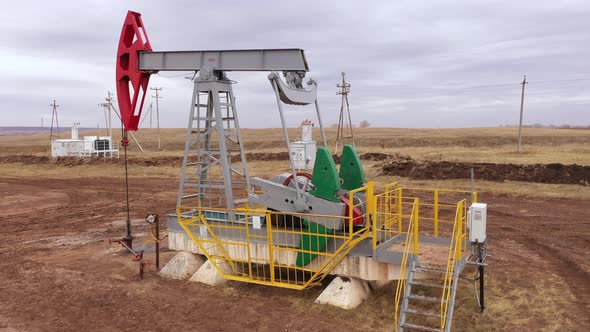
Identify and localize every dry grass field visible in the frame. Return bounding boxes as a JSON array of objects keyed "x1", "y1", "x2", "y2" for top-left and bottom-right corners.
[
  {"x1": 1, "y1": 126, "x2": 589, "y2": 331},
  {"x1": 3, "y1": 126, "x2": 590, "y2": 164}
]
